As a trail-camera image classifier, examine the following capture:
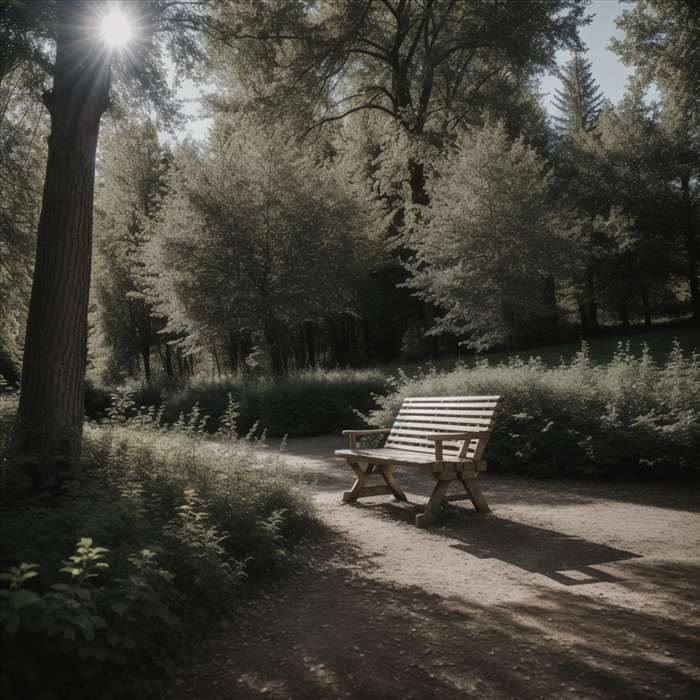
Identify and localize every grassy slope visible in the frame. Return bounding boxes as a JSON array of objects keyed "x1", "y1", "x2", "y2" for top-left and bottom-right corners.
[{"x1": 393, "y1": 324, "x2": 700, "y2": 375}]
